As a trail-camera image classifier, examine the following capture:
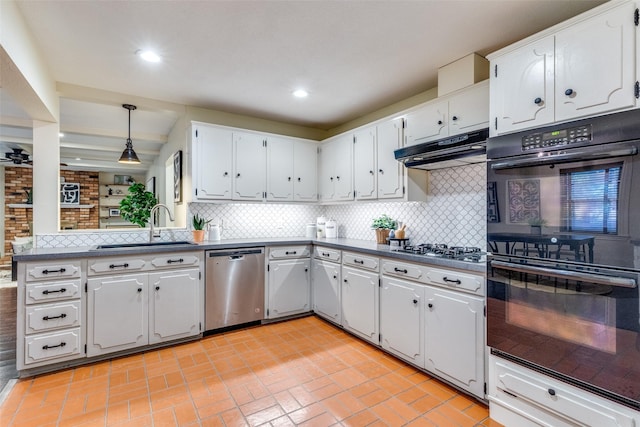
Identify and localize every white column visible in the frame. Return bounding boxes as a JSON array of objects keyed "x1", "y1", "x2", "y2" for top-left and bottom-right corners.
[{"x1": 32, "y1": 120, "x2": 60, "y2": 237}]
